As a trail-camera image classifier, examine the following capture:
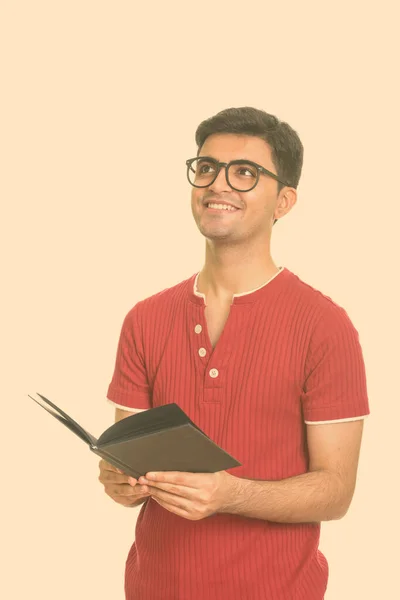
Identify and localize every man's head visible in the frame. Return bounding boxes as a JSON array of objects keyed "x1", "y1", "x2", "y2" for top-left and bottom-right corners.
[{"x1": 189, "y1": 107, "x2": 303, "y2": 244}]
